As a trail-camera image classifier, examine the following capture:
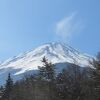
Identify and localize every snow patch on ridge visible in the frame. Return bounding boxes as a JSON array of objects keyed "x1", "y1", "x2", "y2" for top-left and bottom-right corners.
[{"x1": 0, "y1": 42, "x2": 92, "y2": 75}]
